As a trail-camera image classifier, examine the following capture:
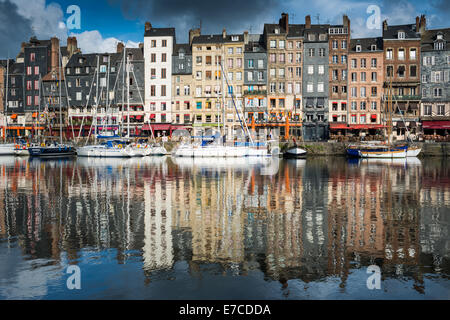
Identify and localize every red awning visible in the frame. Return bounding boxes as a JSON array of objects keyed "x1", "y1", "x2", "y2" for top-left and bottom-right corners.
[
  {"x1": 330, "y1": 123, "x2": 349, "y2": 129},
  {"x1": 422, "y1": 121, "x2": 450, "y2": 129},
  {"x1": 371, "y1": 115, "x2": 377, "y2": 119},
  {"x1": 349, "y1": 124, "x2": 386, "y2": 130},
  {"x1": 136, "y1": 115, "x2": 143, "y2": 120},
  {"x1": 150, "y1": 114, "x2": 156, "y2": 119},
  {"x1": 143, "y1": 124, "x2": 171, "y2": 131}
]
